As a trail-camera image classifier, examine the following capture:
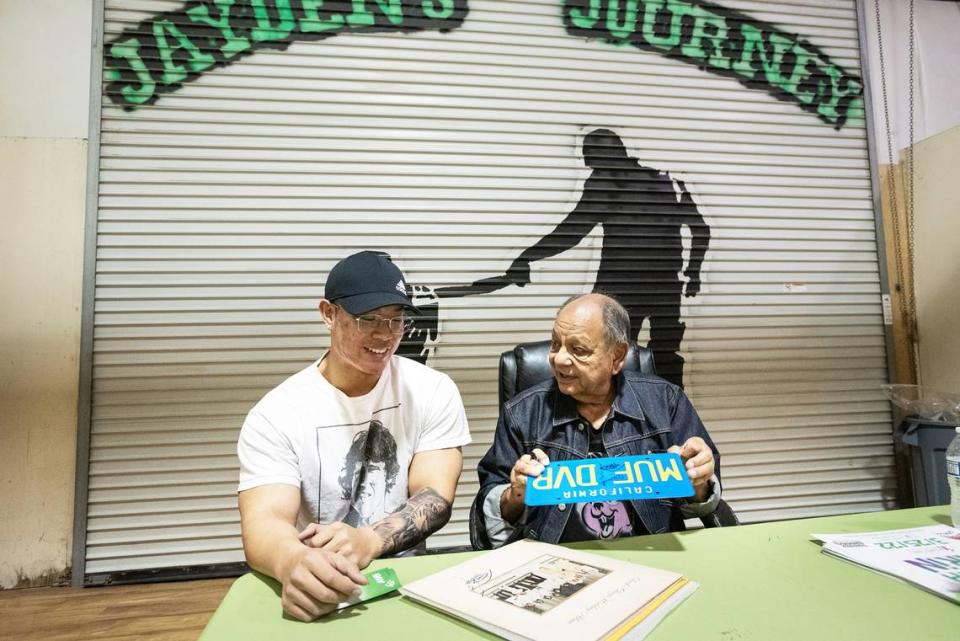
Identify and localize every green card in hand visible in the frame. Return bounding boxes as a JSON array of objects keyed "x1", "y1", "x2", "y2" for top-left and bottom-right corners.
[{"x1": 335, "y1": 567, "x2": 402, "y2": 610}]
